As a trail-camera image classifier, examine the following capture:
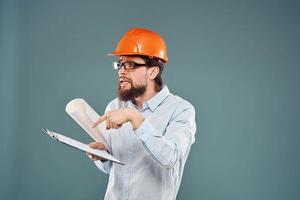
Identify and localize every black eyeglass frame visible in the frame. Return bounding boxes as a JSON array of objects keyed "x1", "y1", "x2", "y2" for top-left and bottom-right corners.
[{"x1": 112, "y1": 61, "x2": 147, "y2": 71}]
